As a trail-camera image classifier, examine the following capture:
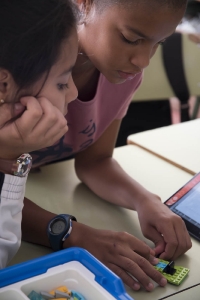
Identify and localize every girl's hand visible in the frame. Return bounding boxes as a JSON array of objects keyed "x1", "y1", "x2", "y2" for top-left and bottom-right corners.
[
  {"x1": 136, "y1": 193, "x2": 192, "y2": 260},
  {"x1": 65, "y1": 222, "x2": 167, "y2": 291},
  {"x1": 0, "y1": 96, "x2": 68, "y2": 159}
]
